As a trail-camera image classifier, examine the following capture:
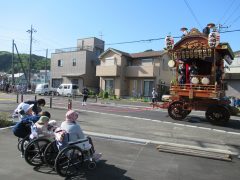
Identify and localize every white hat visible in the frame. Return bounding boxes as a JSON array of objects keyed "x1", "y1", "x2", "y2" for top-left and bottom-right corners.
[{"x1": 19, "y1": 103, "x2": 34, "y2": 113}]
